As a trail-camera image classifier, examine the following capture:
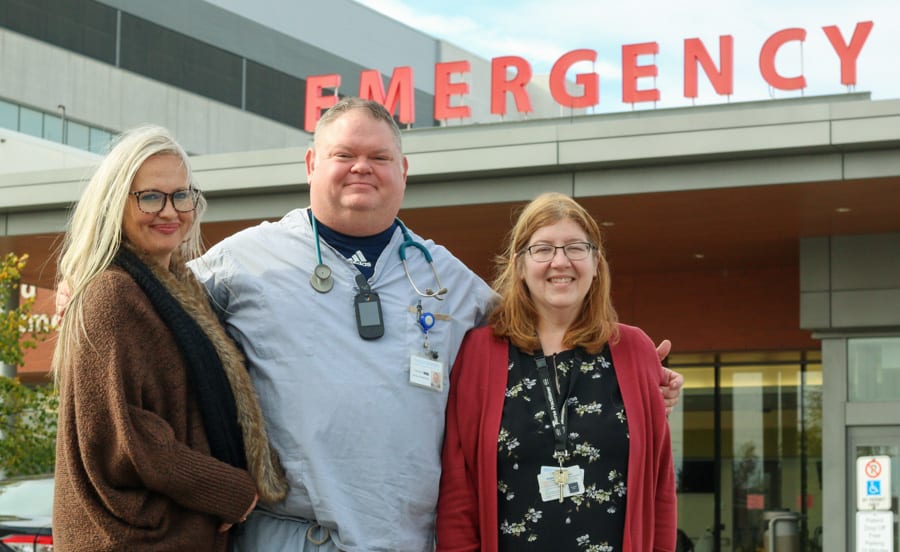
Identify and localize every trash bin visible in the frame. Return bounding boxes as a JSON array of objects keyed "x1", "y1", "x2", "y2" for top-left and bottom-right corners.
[{"x1": 762, "y1": 509, "x2": 800, "y2": 552}]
